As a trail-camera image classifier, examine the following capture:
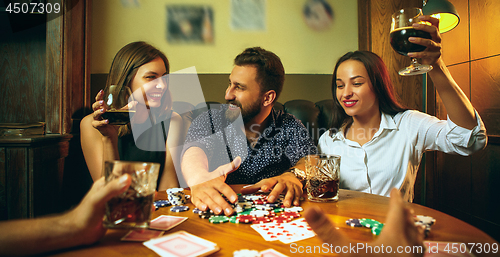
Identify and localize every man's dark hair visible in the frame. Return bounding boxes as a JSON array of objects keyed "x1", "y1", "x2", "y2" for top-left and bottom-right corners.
[{"x1": 234, "y1": 47, "x2": 285, "y2": 102}]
